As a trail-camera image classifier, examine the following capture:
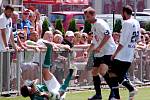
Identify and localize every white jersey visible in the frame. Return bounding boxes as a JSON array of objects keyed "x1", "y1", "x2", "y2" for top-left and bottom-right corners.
[
  {"x1": 0, "y1": 13, "x2": 12, "y2": 51},
  {"x1": 115, "y1": 18, "x2": 141, "y2": 62},
  {"x1": 91, "y1": 19, "x2": 116, "y2": 57}
]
